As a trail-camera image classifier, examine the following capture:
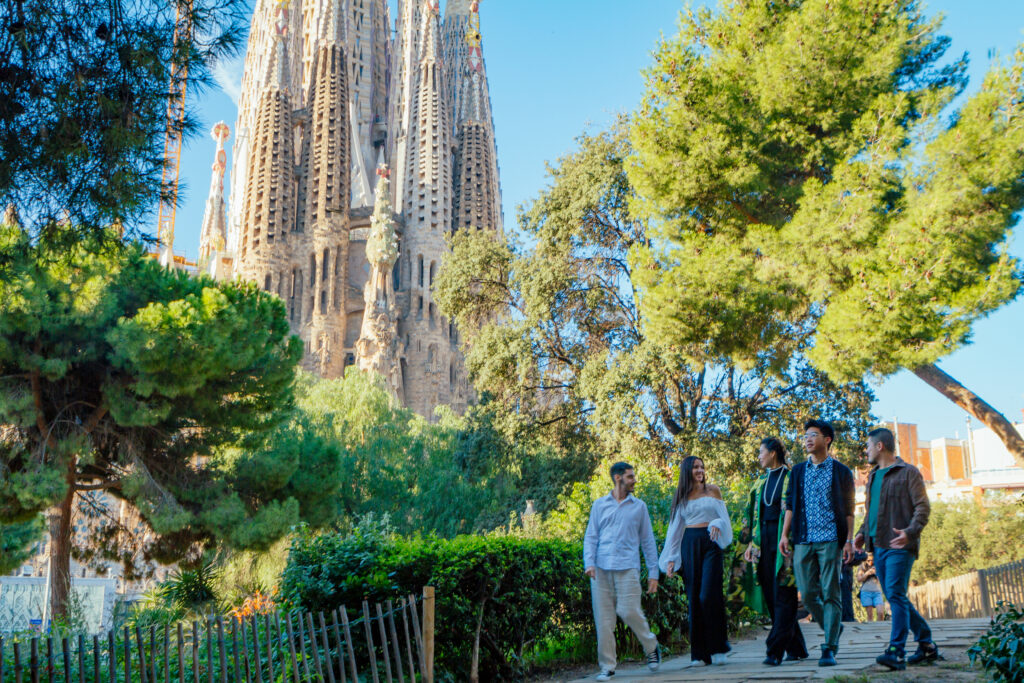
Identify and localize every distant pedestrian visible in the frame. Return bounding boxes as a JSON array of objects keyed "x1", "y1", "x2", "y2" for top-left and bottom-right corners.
[
  {"x1": 583, "y1": 462, "x2": 662, "y2": 681},
  {"x1": 779, "y1": 419, "x2": 856, "y2": 667},
  {"x1": 741, "y1": 437, "x2": 808, "y2": 666},
  {"x1": 855, "y1": 428, "x2": 939, "y2": 670},
  {"x1": 841, "y1": 549, "x2": 868, "y2": 622},
  {"x1": 660, "y1": 455, "x2": 733, "y2": 667},
  {"x1": 856, "y1": 556, "x2": 886, "y2": 621}
]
